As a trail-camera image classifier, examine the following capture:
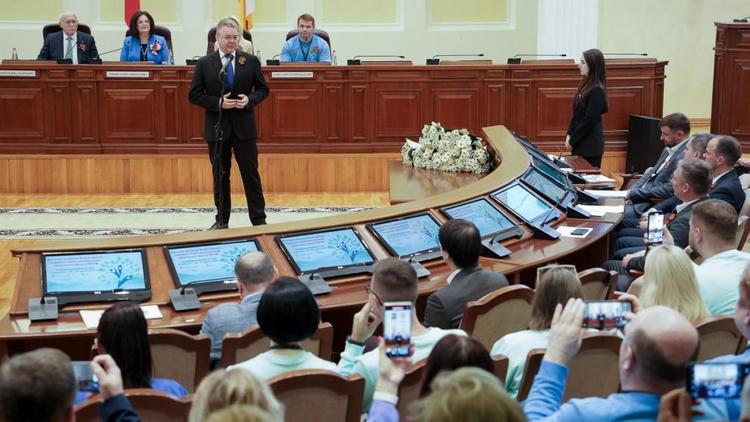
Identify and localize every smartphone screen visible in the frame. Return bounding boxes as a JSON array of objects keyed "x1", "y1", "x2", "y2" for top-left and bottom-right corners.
[
  {"x1": 383, "y1": 301, "x2": 412, "y2": 358},
  {"x1": 647, "y1": 212, "x2": 665, "y2": 245},
  {"x1": 582, "y1": 301, "x2": 631, "y2": 330},
  {"x1": 687, "y1": 362, "x2": 750, "y2": 399},
  {"x1": 71, "y1": 361, "x2": 99, "y2": 391}
]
